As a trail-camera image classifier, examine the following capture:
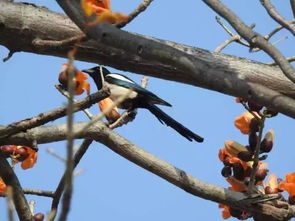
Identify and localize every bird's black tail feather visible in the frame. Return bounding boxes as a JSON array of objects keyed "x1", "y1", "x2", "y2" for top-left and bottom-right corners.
[{"x1": 144, "y1": 103, "x2": 204, "y2": 142}]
